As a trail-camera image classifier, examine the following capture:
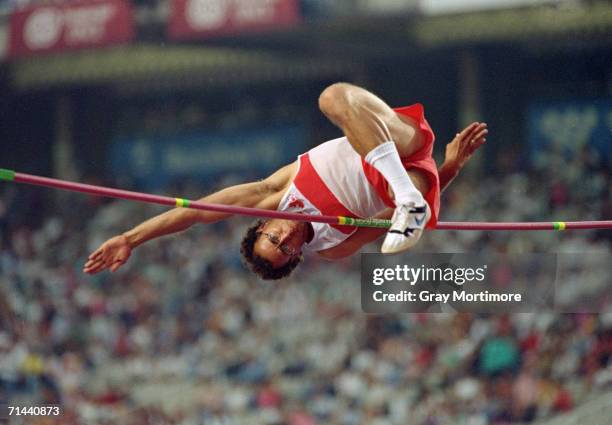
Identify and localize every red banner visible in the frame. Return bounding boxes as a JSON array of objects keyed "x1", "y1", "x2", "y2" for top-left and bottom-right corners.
[
  {"x1": 168, "y1": 0, "x2": 300, "y2": 40},
  {"x1": 8, "y1": 0, "x2": 134, "y2": 58}
]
